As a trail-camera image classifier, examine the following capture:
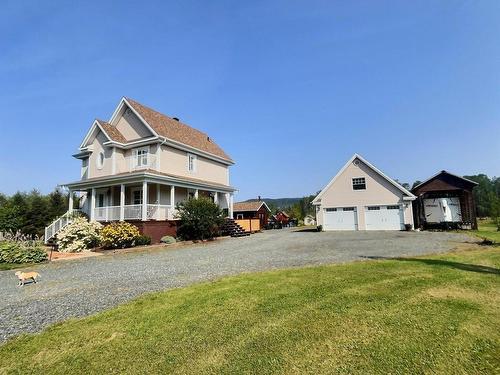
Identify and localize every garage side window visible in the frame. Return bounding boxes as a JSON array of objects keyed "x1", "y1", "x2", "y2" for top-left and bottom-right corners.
[{"x1": 352, "y1": 177, "x2": 366, "y2": 190}]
